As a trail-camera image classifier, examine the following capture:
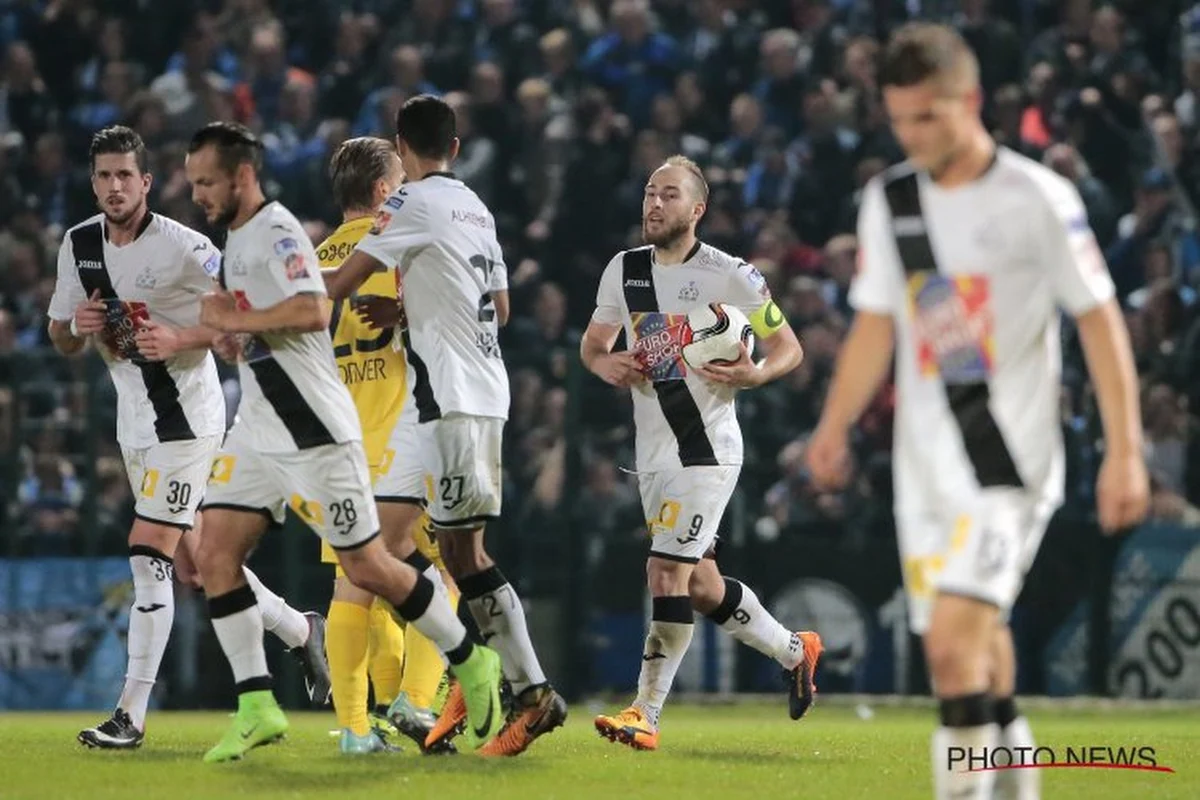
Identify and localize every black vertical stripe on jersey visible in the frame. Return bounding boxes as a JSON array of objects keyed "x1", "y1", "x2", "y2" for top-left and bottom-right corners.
[
  {"x1": 882, "y1": 172, "x2": 1023, "y2": 488},
  {"x1": 70, "y1": 221, "x2": 196, "y2": 442},
  {"x1": 400, "y1": 328, "x2": 441, "y2": 423},
  {"x1": 245, "y1": 358, "x2": 336, "y2": 448},
  {"x1": 621, "y1": 247, "x2": 718, "y2": 467}
]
